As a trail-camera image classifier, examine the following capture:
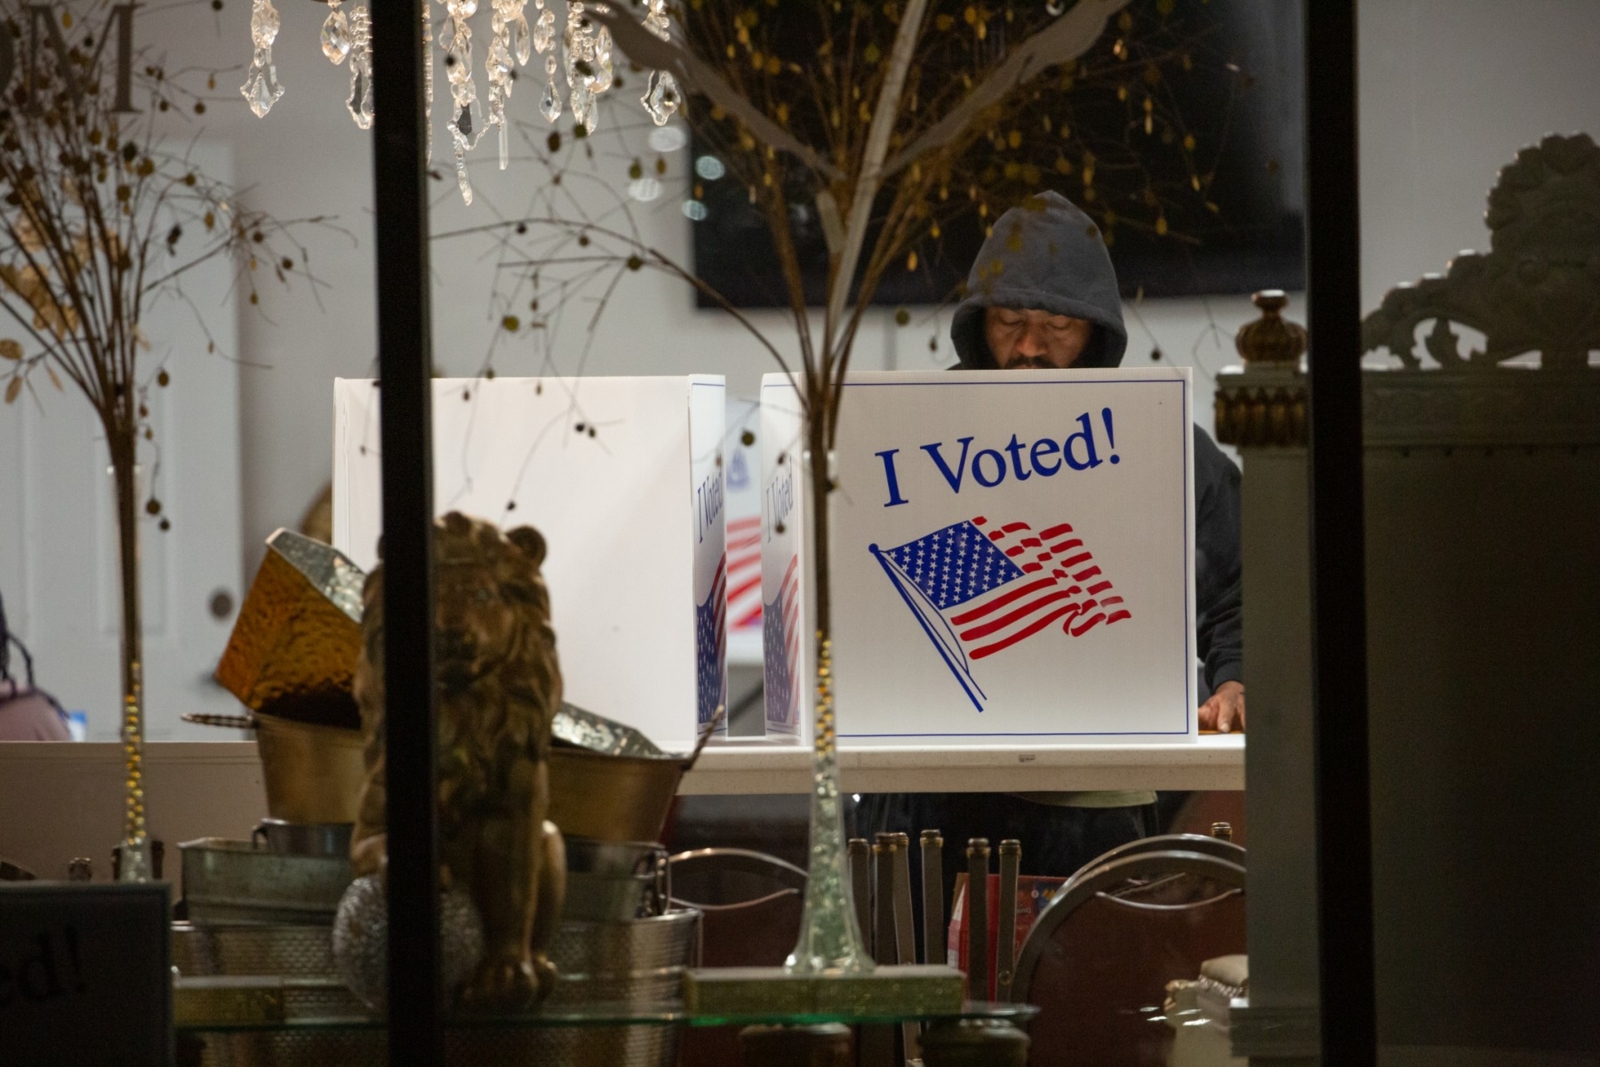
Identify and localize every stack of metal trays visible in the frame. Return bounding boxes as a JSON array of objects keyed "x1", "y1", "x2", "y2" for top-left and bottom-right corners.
[{"x1": 175, "y1": 910, "x2": 700, "y2": 1067}]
